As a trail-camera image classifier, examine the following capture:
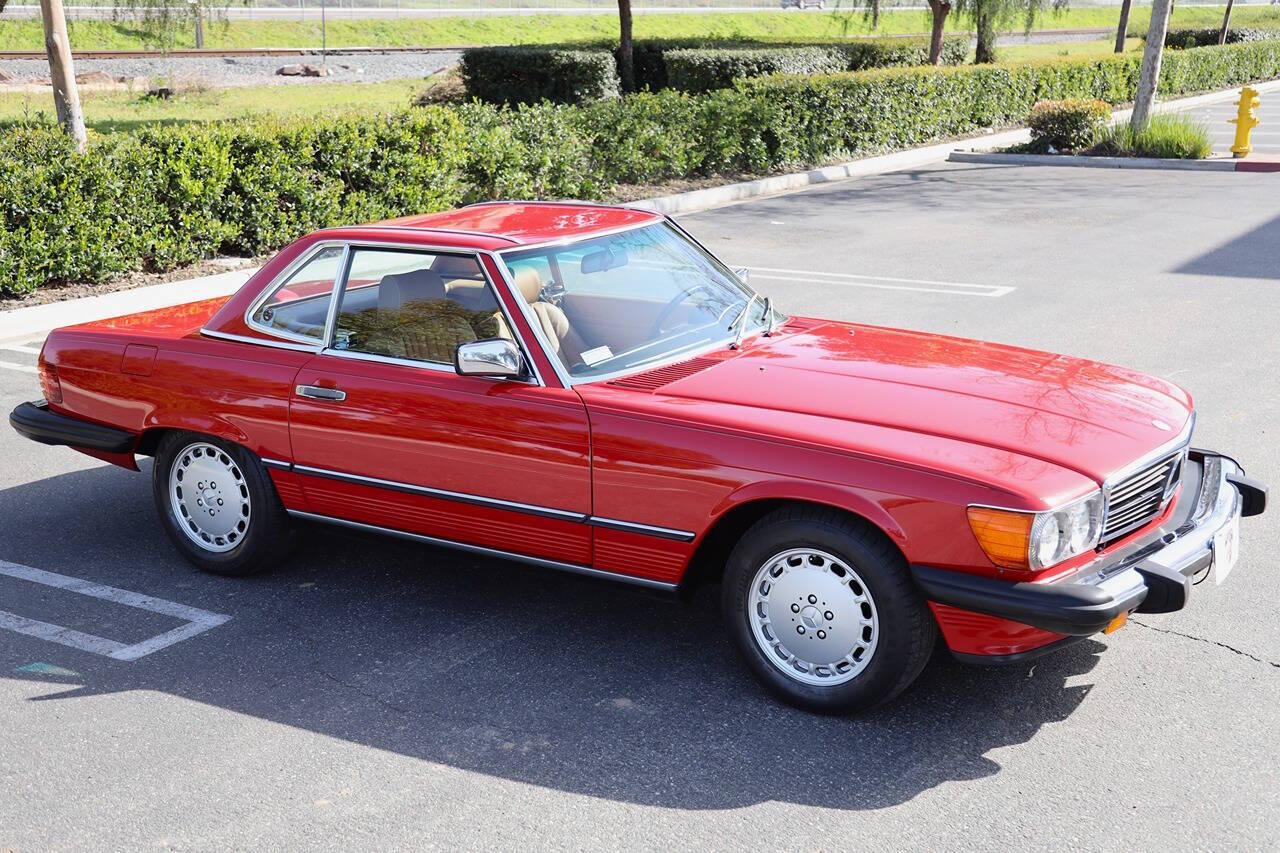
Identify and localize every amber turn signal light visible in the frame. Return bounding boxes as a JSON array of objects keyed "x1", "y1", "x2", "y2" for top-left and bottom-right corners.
[{"x1": 966, "y1": 506, "x2": 1034, "y2": 570}]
